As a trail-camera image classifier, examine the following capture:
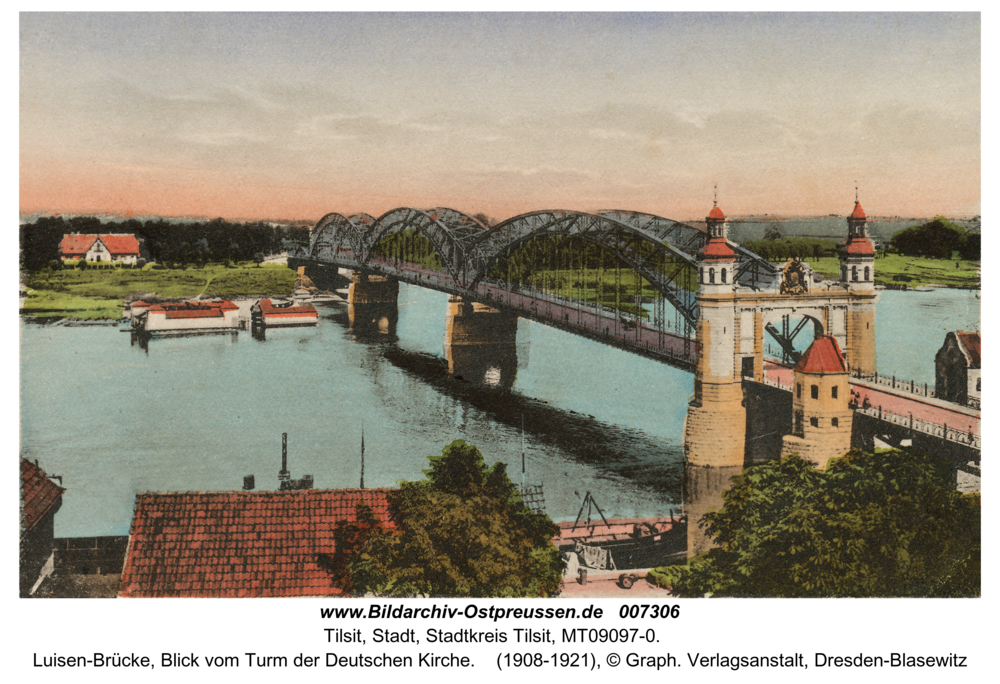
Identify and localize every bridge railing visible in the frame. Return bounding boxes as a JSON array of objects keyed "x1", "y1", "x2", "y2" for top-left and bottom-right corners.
[
  {"x1": 851, "y1": 370, "x2": 981, "y2": 411},
  {"x1": 851, "y1": 369, "x2": 935, "y2": 398},
  {"x1": 852, "y1": 404, "x2": 980, "y2": 450},
  {"x1": 746, "y1": 372, "x2": 793, "y2": 392}
]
